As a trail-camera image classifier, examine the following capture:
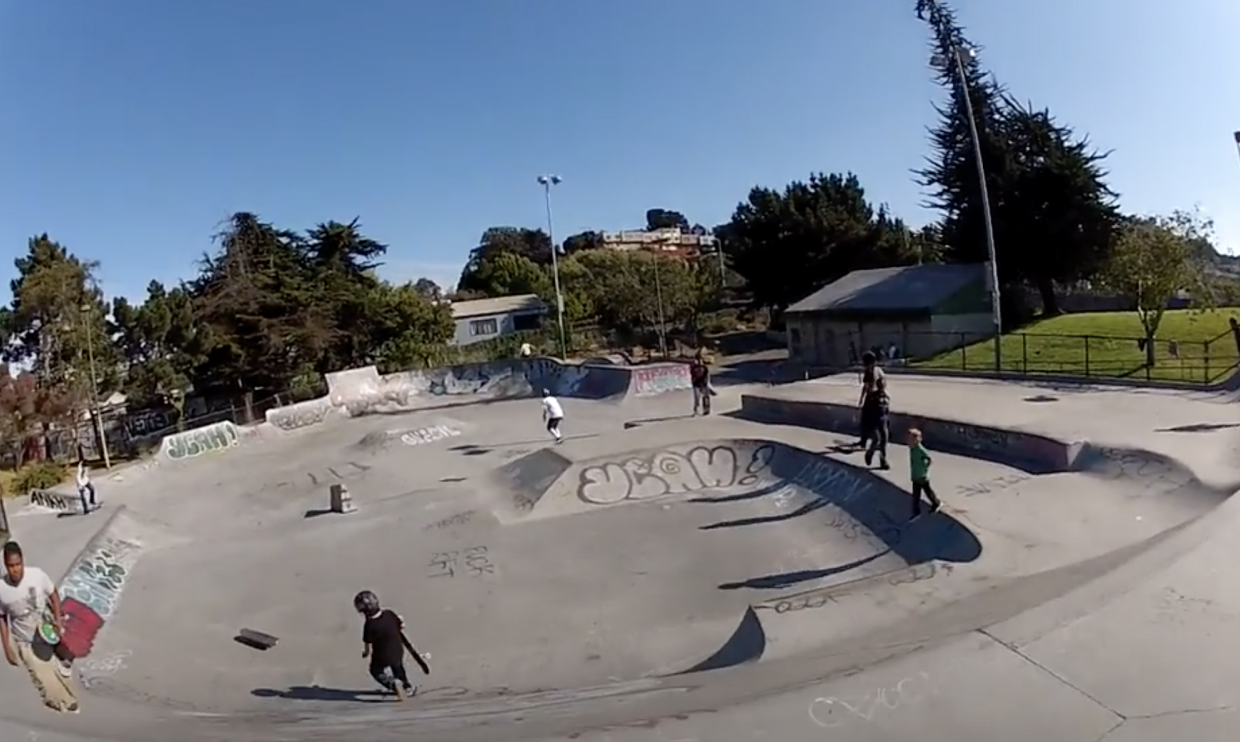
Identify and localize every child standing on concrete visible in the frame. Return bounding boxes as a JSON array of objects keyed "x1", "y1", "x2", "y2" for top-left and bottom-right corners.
[
  {"x1": 908, "y1": 428, "x2": 942, "y2": 520},
  {"x1": 541, "y1": 389, "x2": 564, "y2": 444}
]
